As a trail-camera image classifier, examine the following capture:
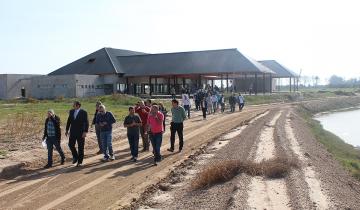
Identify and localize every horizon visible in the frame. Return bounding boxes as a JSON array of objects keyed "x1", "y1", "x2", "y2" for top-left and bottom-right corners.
[{"x1": 1, "y1": 0, "x2": 360, "y2": 83}]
